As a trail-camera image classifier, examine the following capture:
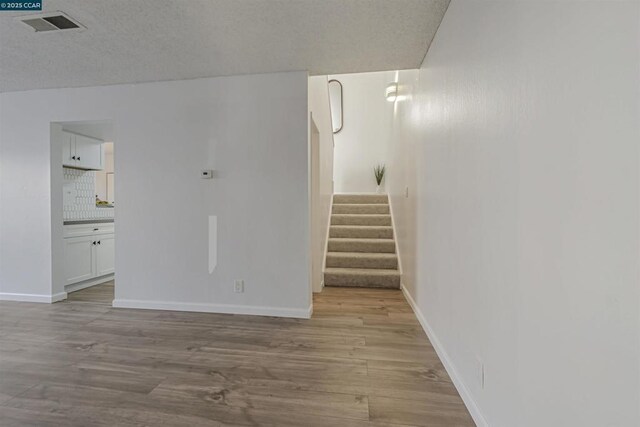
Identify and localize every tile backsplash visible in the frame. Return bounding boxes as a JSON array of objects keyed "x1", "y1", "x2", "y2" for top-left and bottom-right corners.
[{"x1": 63, "y1": 168, "x2": 114, "y2": 221}]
